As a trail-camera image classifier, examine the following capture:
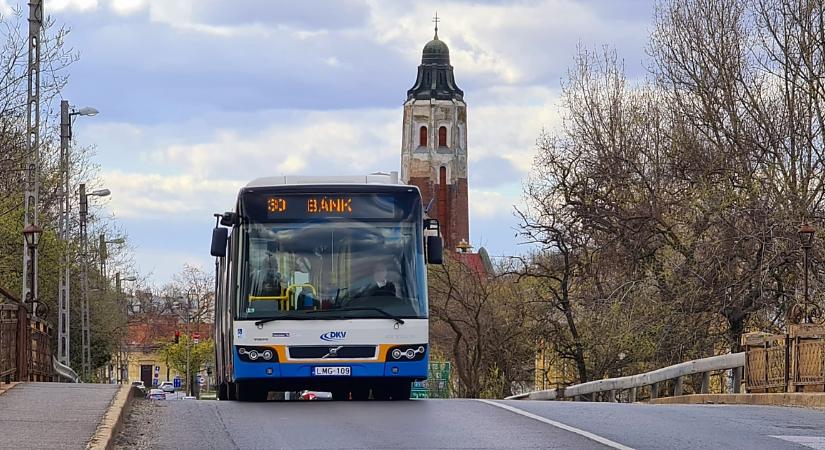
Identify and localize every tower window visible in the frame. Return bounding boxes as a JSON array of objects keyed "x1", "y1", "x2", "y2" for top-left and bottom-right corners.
[
  {"x1": 419, "y1": 126, "x2": 428, "y2": 147},
  {"x1": 438, "y1": 126, "x2": 447, "y2": 147}
]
